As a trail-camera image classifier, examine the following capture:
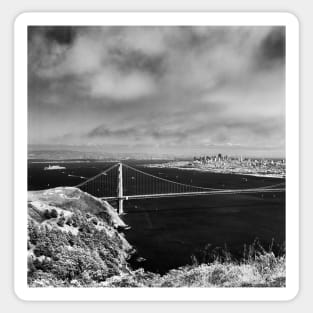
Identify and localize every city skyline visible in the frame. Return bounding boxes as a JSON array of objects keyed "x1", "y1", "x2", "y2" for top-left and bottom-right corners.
[{"x1": 28, "y1": 26, "x2": 285, "y2": 158}]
